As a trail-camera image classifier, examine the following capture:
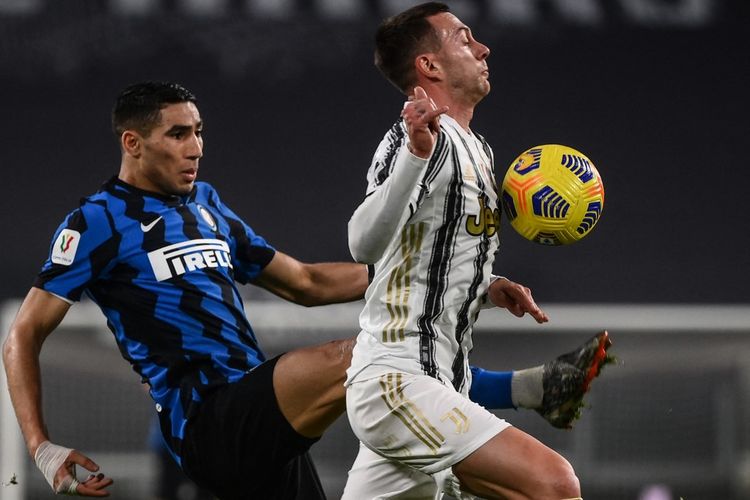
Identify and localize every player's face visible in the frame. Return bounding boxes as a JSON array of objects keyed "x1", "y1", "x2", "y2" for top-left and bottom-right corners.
[
  {"x1": 428, "y1": 13, "x2": 491, "y2": 102},
  {"x1": 137, "y1": 102, "x2": 203, "y2": 196}
]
